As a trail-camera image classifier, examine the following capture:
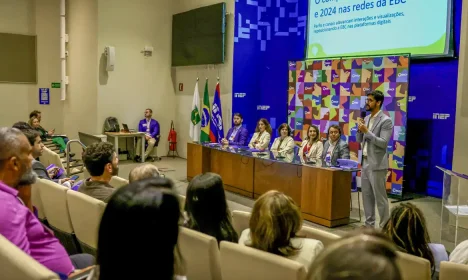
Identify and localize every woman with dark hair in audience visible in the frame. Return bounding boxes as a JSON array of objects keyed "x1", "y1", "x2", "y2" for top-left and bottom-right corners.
[
  {"x1": 239, "y1": 190, "x2": 323, "y2": 267},
  {"x1": 382, "y1": 203, "x2": 448, "y2": 277},
  {"x1": 248, "y1": 118, "x2": 272, "y2": 150},
  {"x1": 184, "y1": 172, "x2": 238, "y2": 243},
  {"x1": 88, "y1": 178, "x2": 186, "y2": 280},
  {"x1": 307, "y1": 231, "x2": 402, "y2": 280},
  {"x1": 298, "y1": 125, "x2": 323, "y2": 161}
]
